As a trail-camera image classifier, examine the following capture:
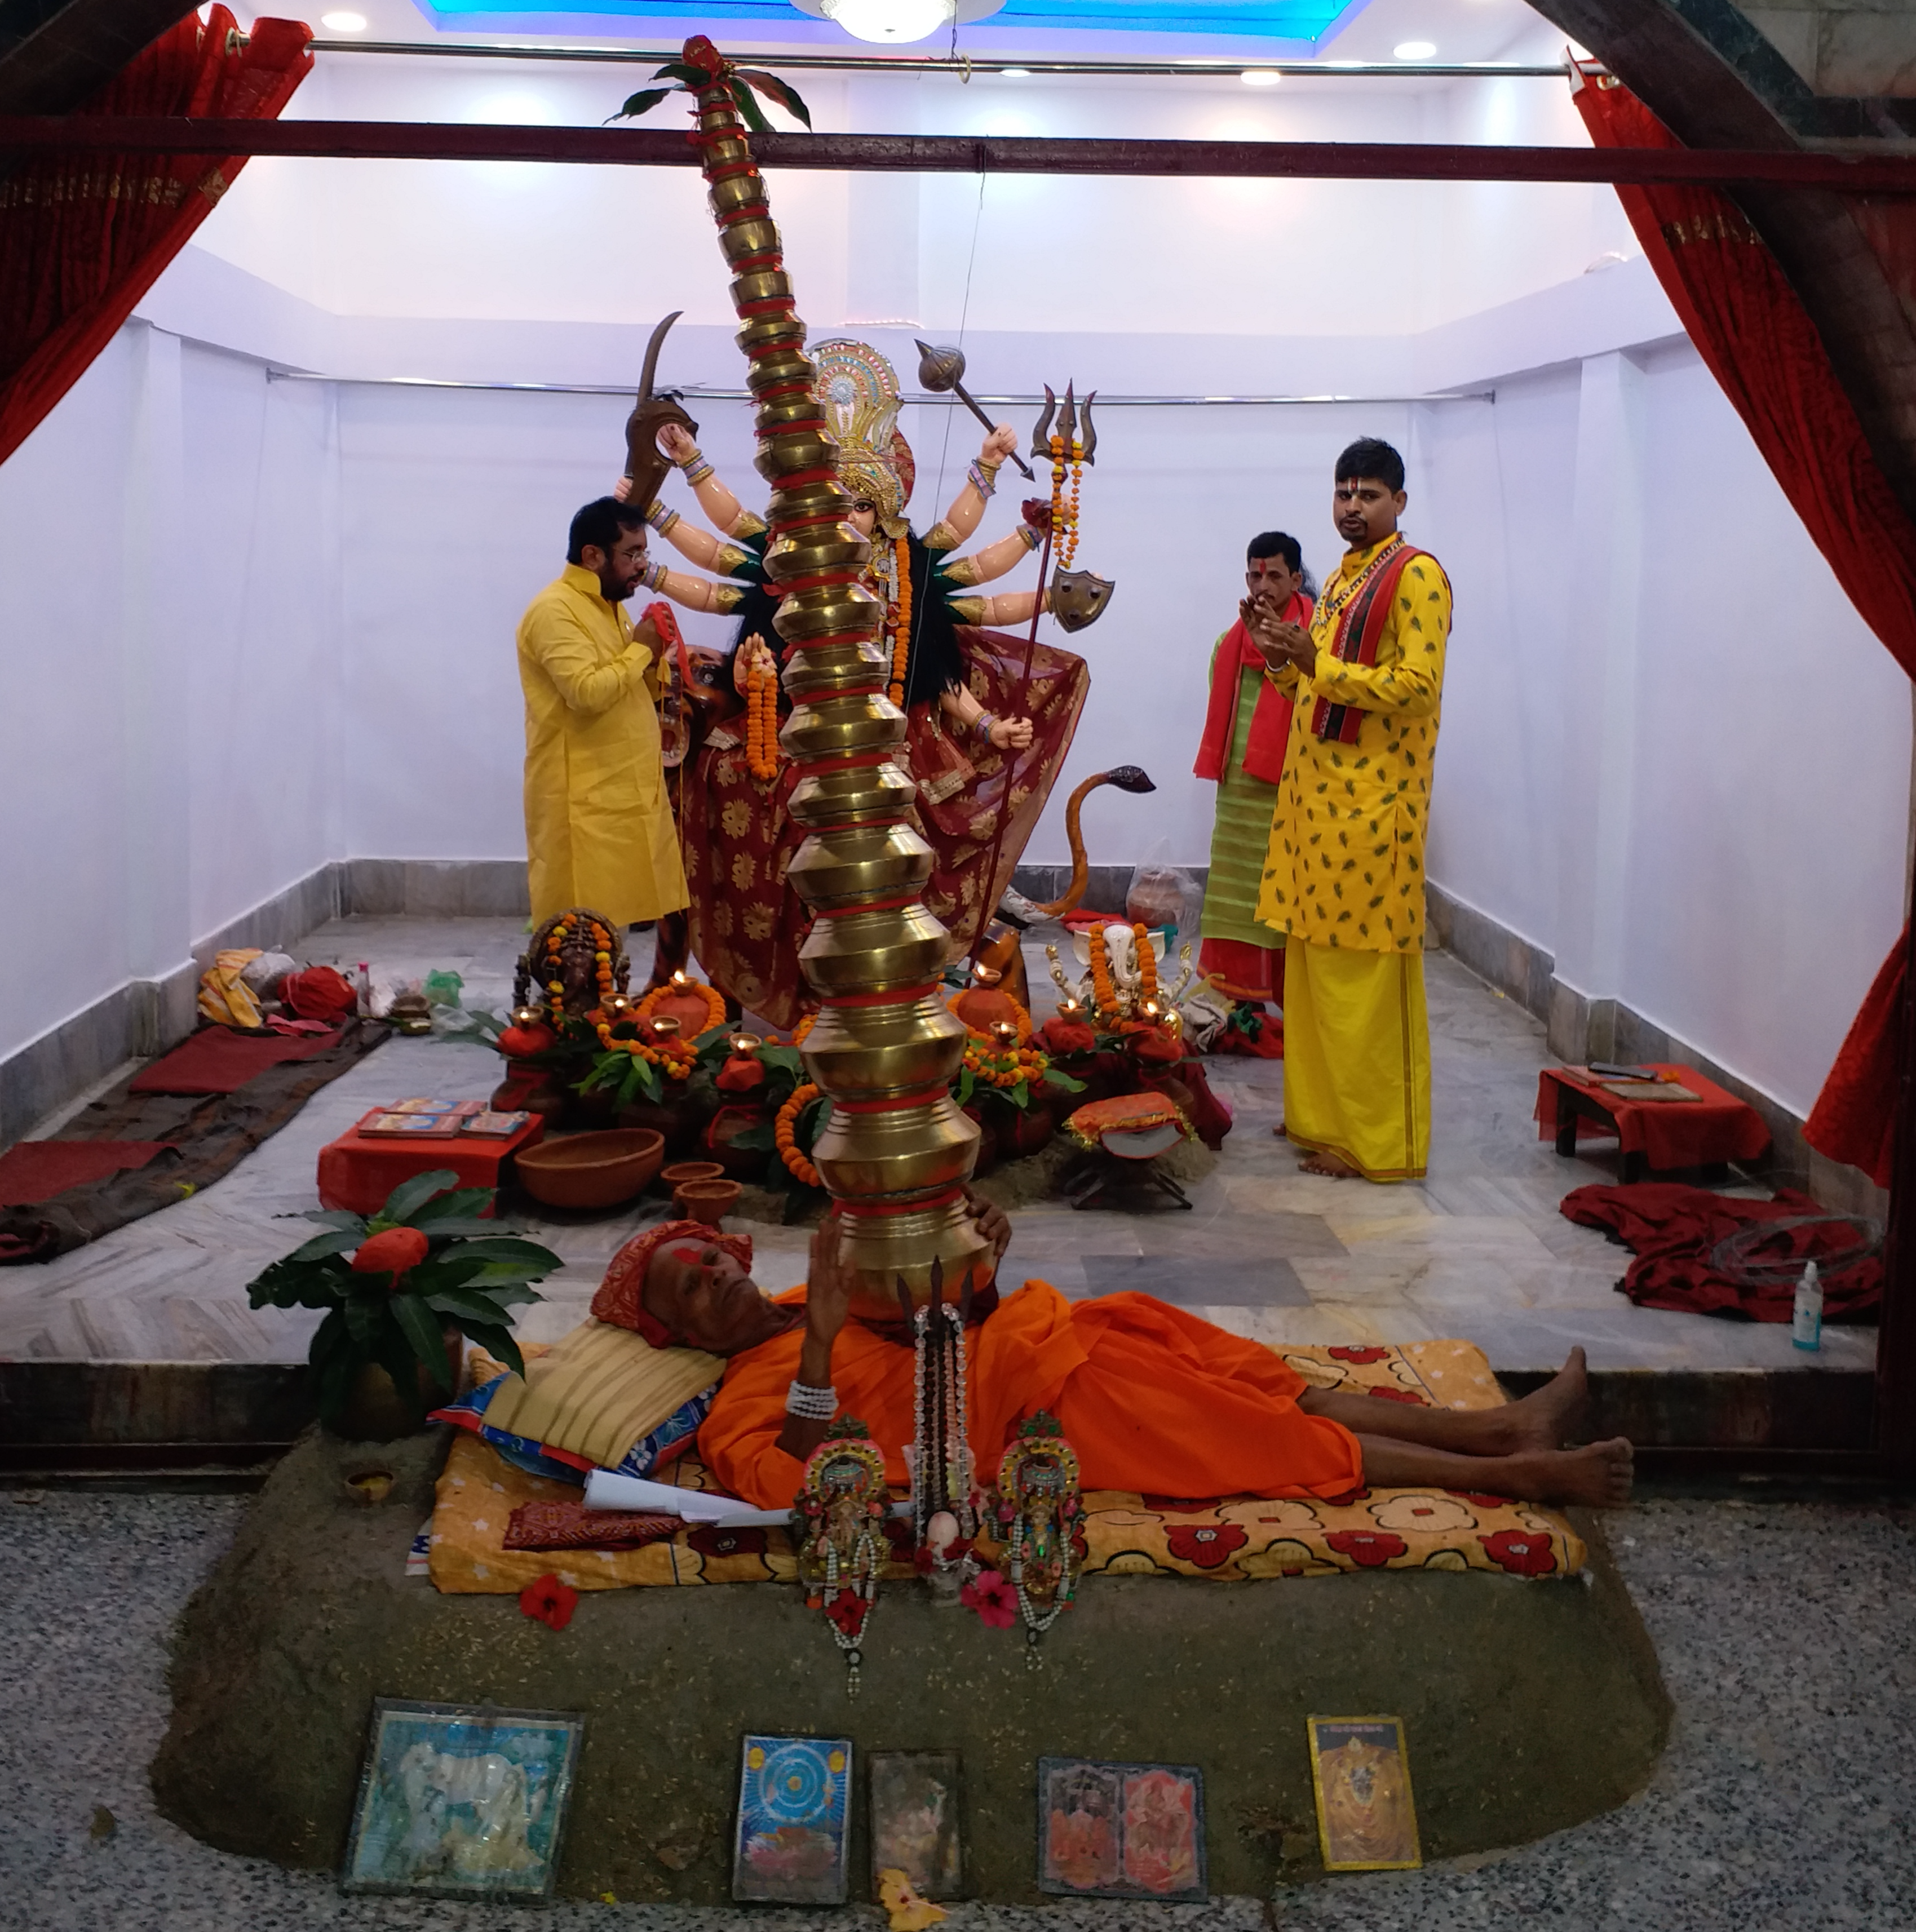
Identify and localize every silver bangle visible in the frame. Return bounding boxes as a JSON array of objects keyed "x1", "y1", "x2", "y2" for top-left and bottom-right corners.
[{"x1": 785, "y1": 1379, "x2": 838, "y2": 1420}]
